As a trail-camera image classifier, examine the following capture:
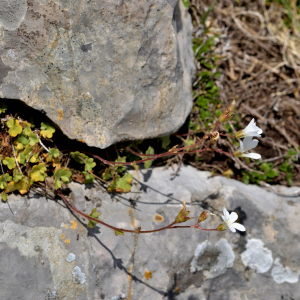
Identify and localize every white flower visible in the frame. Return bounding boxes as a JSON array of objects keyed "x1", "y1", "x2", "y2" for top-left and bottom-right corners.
[
  {"x1": 235, "y1": 136, "x2": 261, "y2": 159},
  {"x1": 236, "y1": 118, "x2": 263, "y2": 139},
  {"x1": 222, "y1": 207, "x2": 246, "y2": 233}
]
